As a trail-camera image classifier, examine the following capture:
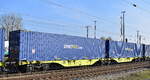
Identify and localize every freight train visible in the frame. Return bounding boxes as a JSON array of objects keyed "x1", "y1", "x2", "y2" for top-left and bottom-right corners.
[{"x1": 0, "y1": 28, "x2": 150, "y2": 72}]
